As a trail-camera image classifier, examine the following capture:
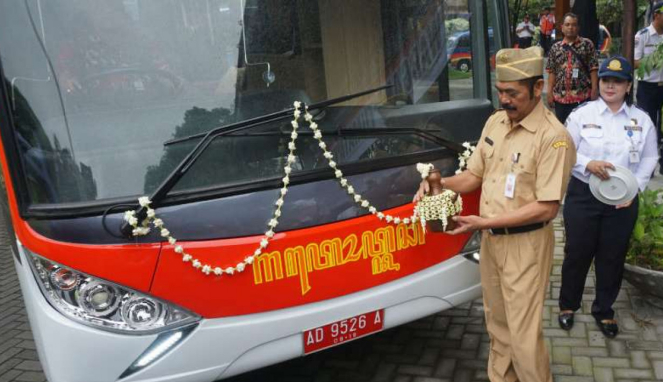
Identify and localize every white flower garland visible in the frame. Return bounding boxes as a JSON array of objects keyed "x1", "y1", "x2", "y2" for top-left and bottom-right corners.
[
  {"x1": 123, "y1": 102, "x2": 476, "y2": 277},
  {"x1": 414, "y1": 190, "x2": 463, "y2": 233},
  {"x1": 455, "y1": 142, "x2": 476, "y2": 175},
  {"x1": 416, "y1": 163, "x2": 434, "y2": 179}
]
